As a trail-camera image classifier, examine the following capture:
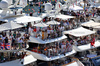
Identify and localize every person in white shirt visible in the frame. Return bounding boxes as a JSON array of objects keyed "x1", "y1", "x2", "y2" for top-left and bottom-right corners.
[{"x1": 28, "y1": 26, "x2": 32, "y2": 35}]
